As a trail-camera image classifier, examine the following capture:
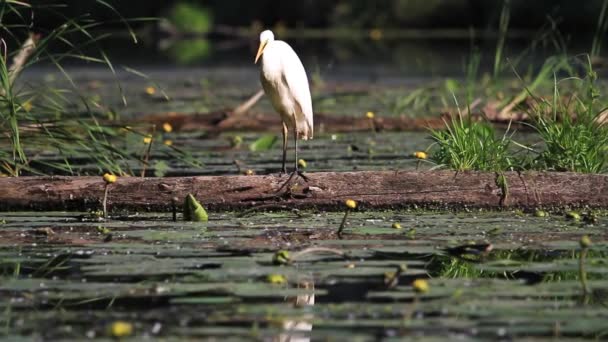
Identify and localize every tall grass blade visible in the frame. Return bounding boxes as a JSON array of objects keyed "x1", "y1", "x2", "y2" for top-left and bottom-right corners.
[
  {"x1": 591, "y1": 0, "x2": 608, "y2": 57},
  {"x1": 494, "y1": 0, "x2": 511, "y2": 78}
]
